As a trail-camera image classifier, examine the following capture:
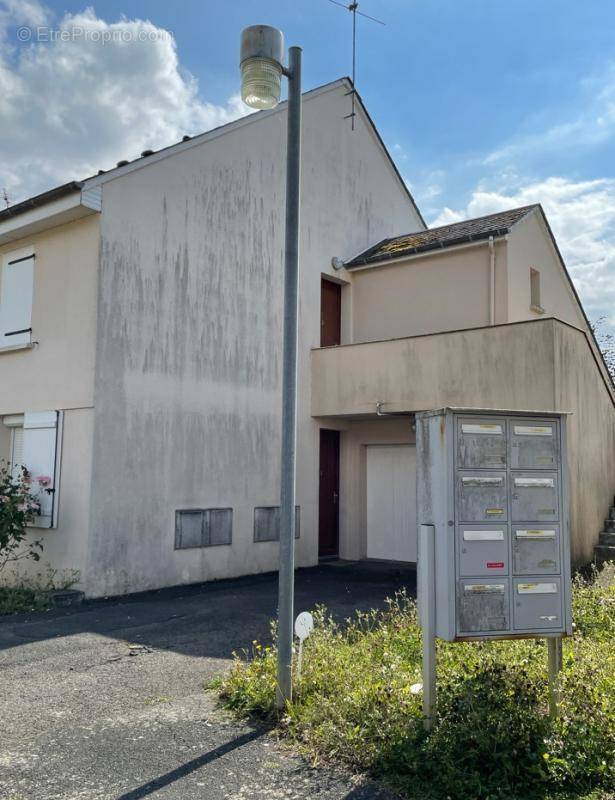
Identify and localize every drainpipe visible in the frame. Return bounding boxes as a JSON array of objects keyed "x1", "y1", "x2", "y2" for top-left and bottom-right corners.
[{"x1": 489, "y1": 236, "x2": 496, "y2": 326}]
